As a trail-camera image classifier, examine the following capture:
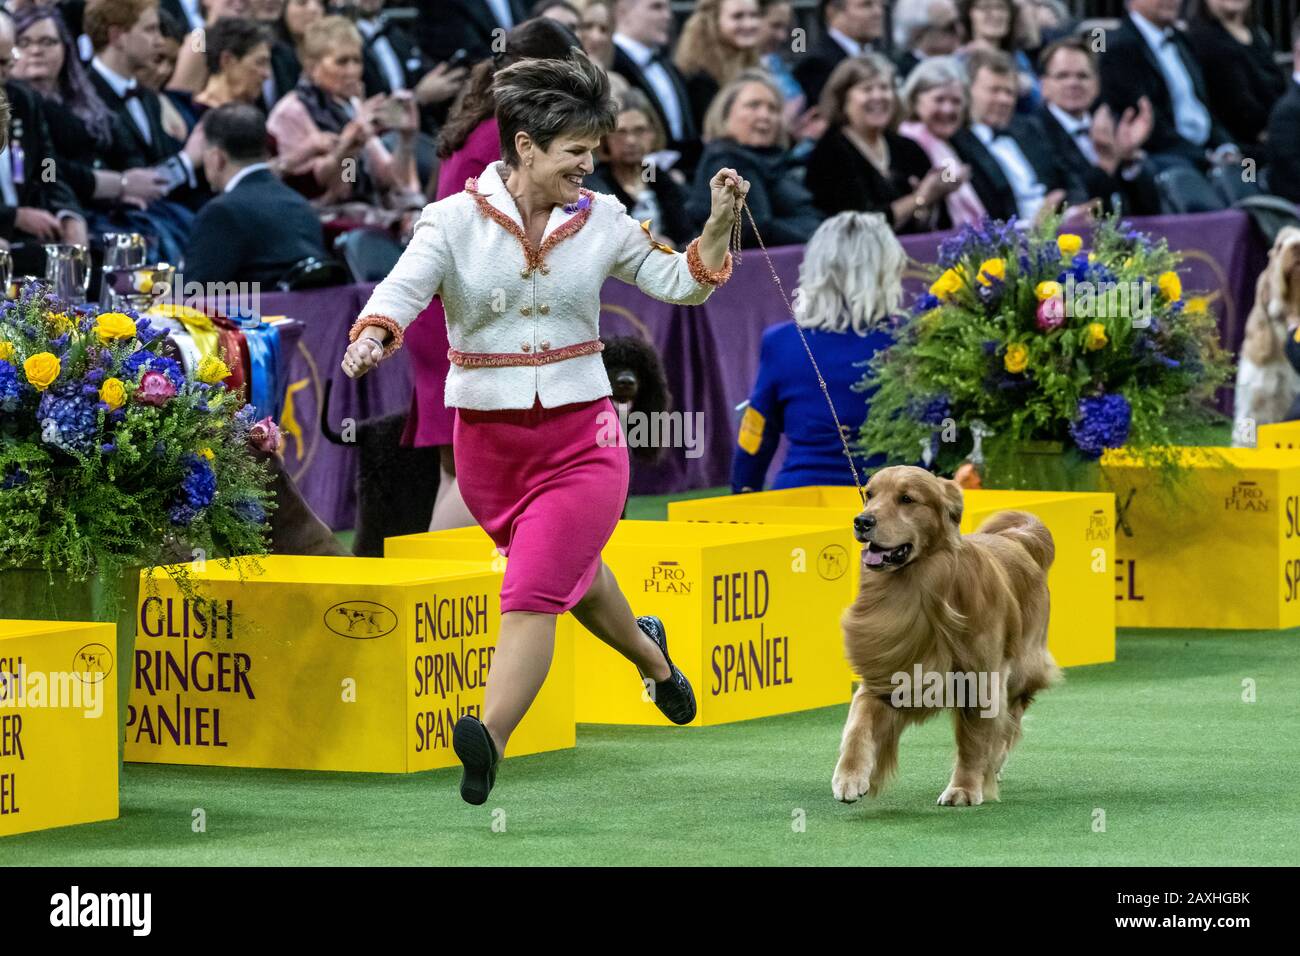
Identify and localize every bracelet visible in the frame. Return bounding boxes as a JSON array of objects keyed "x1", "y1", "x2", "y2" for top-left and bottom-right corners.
[
  {"x1": 119, "y1": 173, "x2": 128, "y2": 200},
  {"x1": 686, "y1": 237, "x2": 733, "y2": 286},
  {"x1": 348, "y1": 314, "x2": 404, "y2": 357}
]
